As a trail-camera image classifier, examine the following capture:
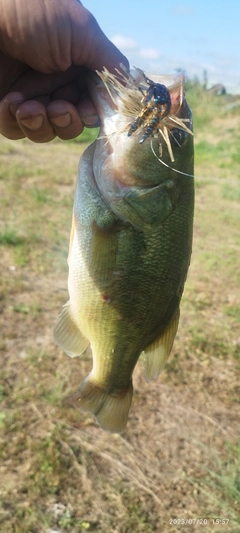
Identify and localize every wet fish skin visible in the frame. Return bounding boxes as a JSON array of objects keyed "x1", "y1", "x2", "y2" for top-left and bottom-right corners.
[{"x1": 54, "y1": 71, "x2": 194, "y2": 433}]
